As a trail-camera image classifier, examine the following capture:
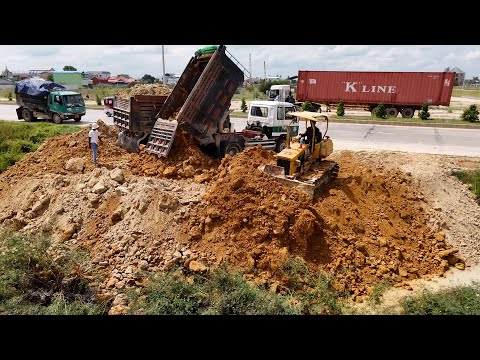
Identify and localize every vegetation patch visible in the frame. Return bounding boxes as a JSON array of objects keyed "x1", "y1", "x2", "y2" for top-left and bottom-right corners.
[
  {"x1": 0, "y1": 121, "x2": 81, "y2": 173},
  {"x1": 453, "y1": 169, "x2": 480, "y2": 199}
]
